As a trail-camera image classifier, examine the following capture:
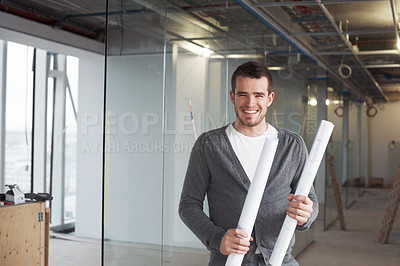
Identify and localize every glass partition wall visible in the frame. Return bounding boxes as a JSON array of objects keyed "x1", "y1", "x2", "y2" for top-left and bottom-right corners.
[
  {"x1": 103, "y1": 0, "x2": 332, "y2": 264},
  {"x1": 325, "y1": 87, "x2": 343, "y2": 228},
  {"x1": 103, "y1": 1, "x2": 166, "y2": 264}
]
